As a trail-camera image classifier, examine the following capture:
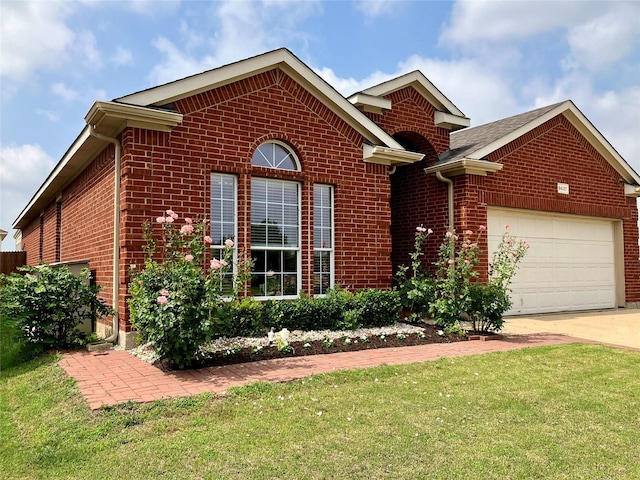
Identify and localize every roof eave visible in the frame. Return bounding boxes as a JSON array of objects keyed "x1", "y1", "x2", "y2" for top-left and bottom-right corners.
[
  {"x1": 360, "y1": 71, "x2": 466, "y2": 118},
  {"x1": 14, "y1": 103, "x2": 183, "y2": 230},
  {"x1": 364, "y1": 145, "x2": 425, "y2": 166},
  {"x1": 424, "y1": 158, "x2": 504, "y2": 177},
  {"x1": 434, "y1": 111, "x2": 470, "y2": 131}
]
